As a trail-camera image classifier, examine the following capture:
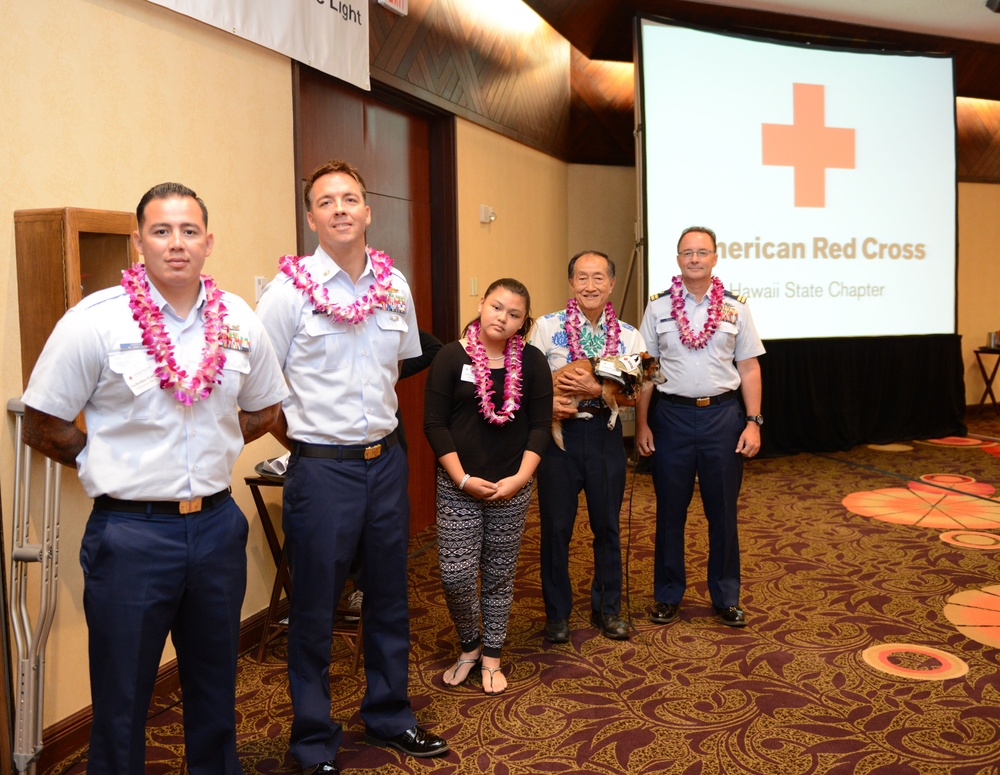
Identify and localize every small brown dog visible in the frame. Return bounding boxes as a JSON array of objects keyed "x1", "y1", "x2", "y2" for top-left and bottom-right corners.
[{"x1": 551, "y1": 352, "x2": 665, "y2": 450}]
